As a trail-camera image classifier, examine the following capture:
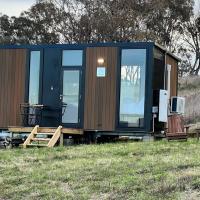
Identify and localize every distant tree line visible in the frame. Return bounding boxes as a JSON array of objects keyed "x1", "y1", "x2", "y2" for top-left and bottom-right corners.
[{"x1": 0, "y1": 0, "x2": 199, "y2": 76}]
